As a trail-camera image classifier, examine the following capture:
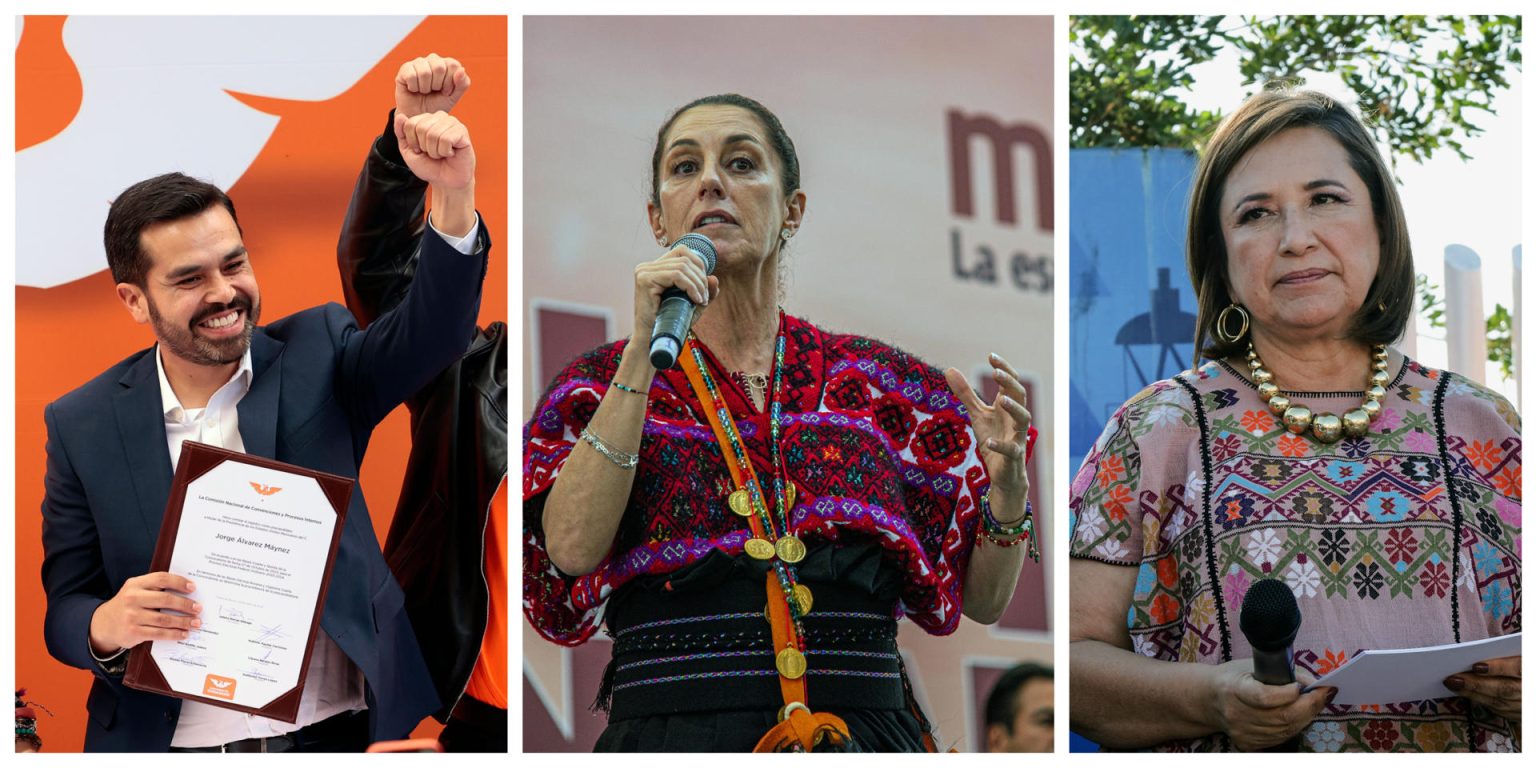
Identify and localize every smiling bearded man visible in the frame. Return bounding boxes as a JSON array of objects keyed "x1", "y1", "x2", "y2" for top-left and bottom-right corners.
[{"x1": 40, "y1": 106, "x2": 490, "y2": 752}]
